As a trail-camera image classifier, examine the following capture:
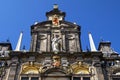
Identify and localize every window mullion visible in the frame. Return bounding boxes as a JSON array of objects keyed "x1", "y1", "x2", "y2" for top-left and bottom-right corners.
[{"x1": 29, "y1": 77, "x2": 31, "y2": 80}]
